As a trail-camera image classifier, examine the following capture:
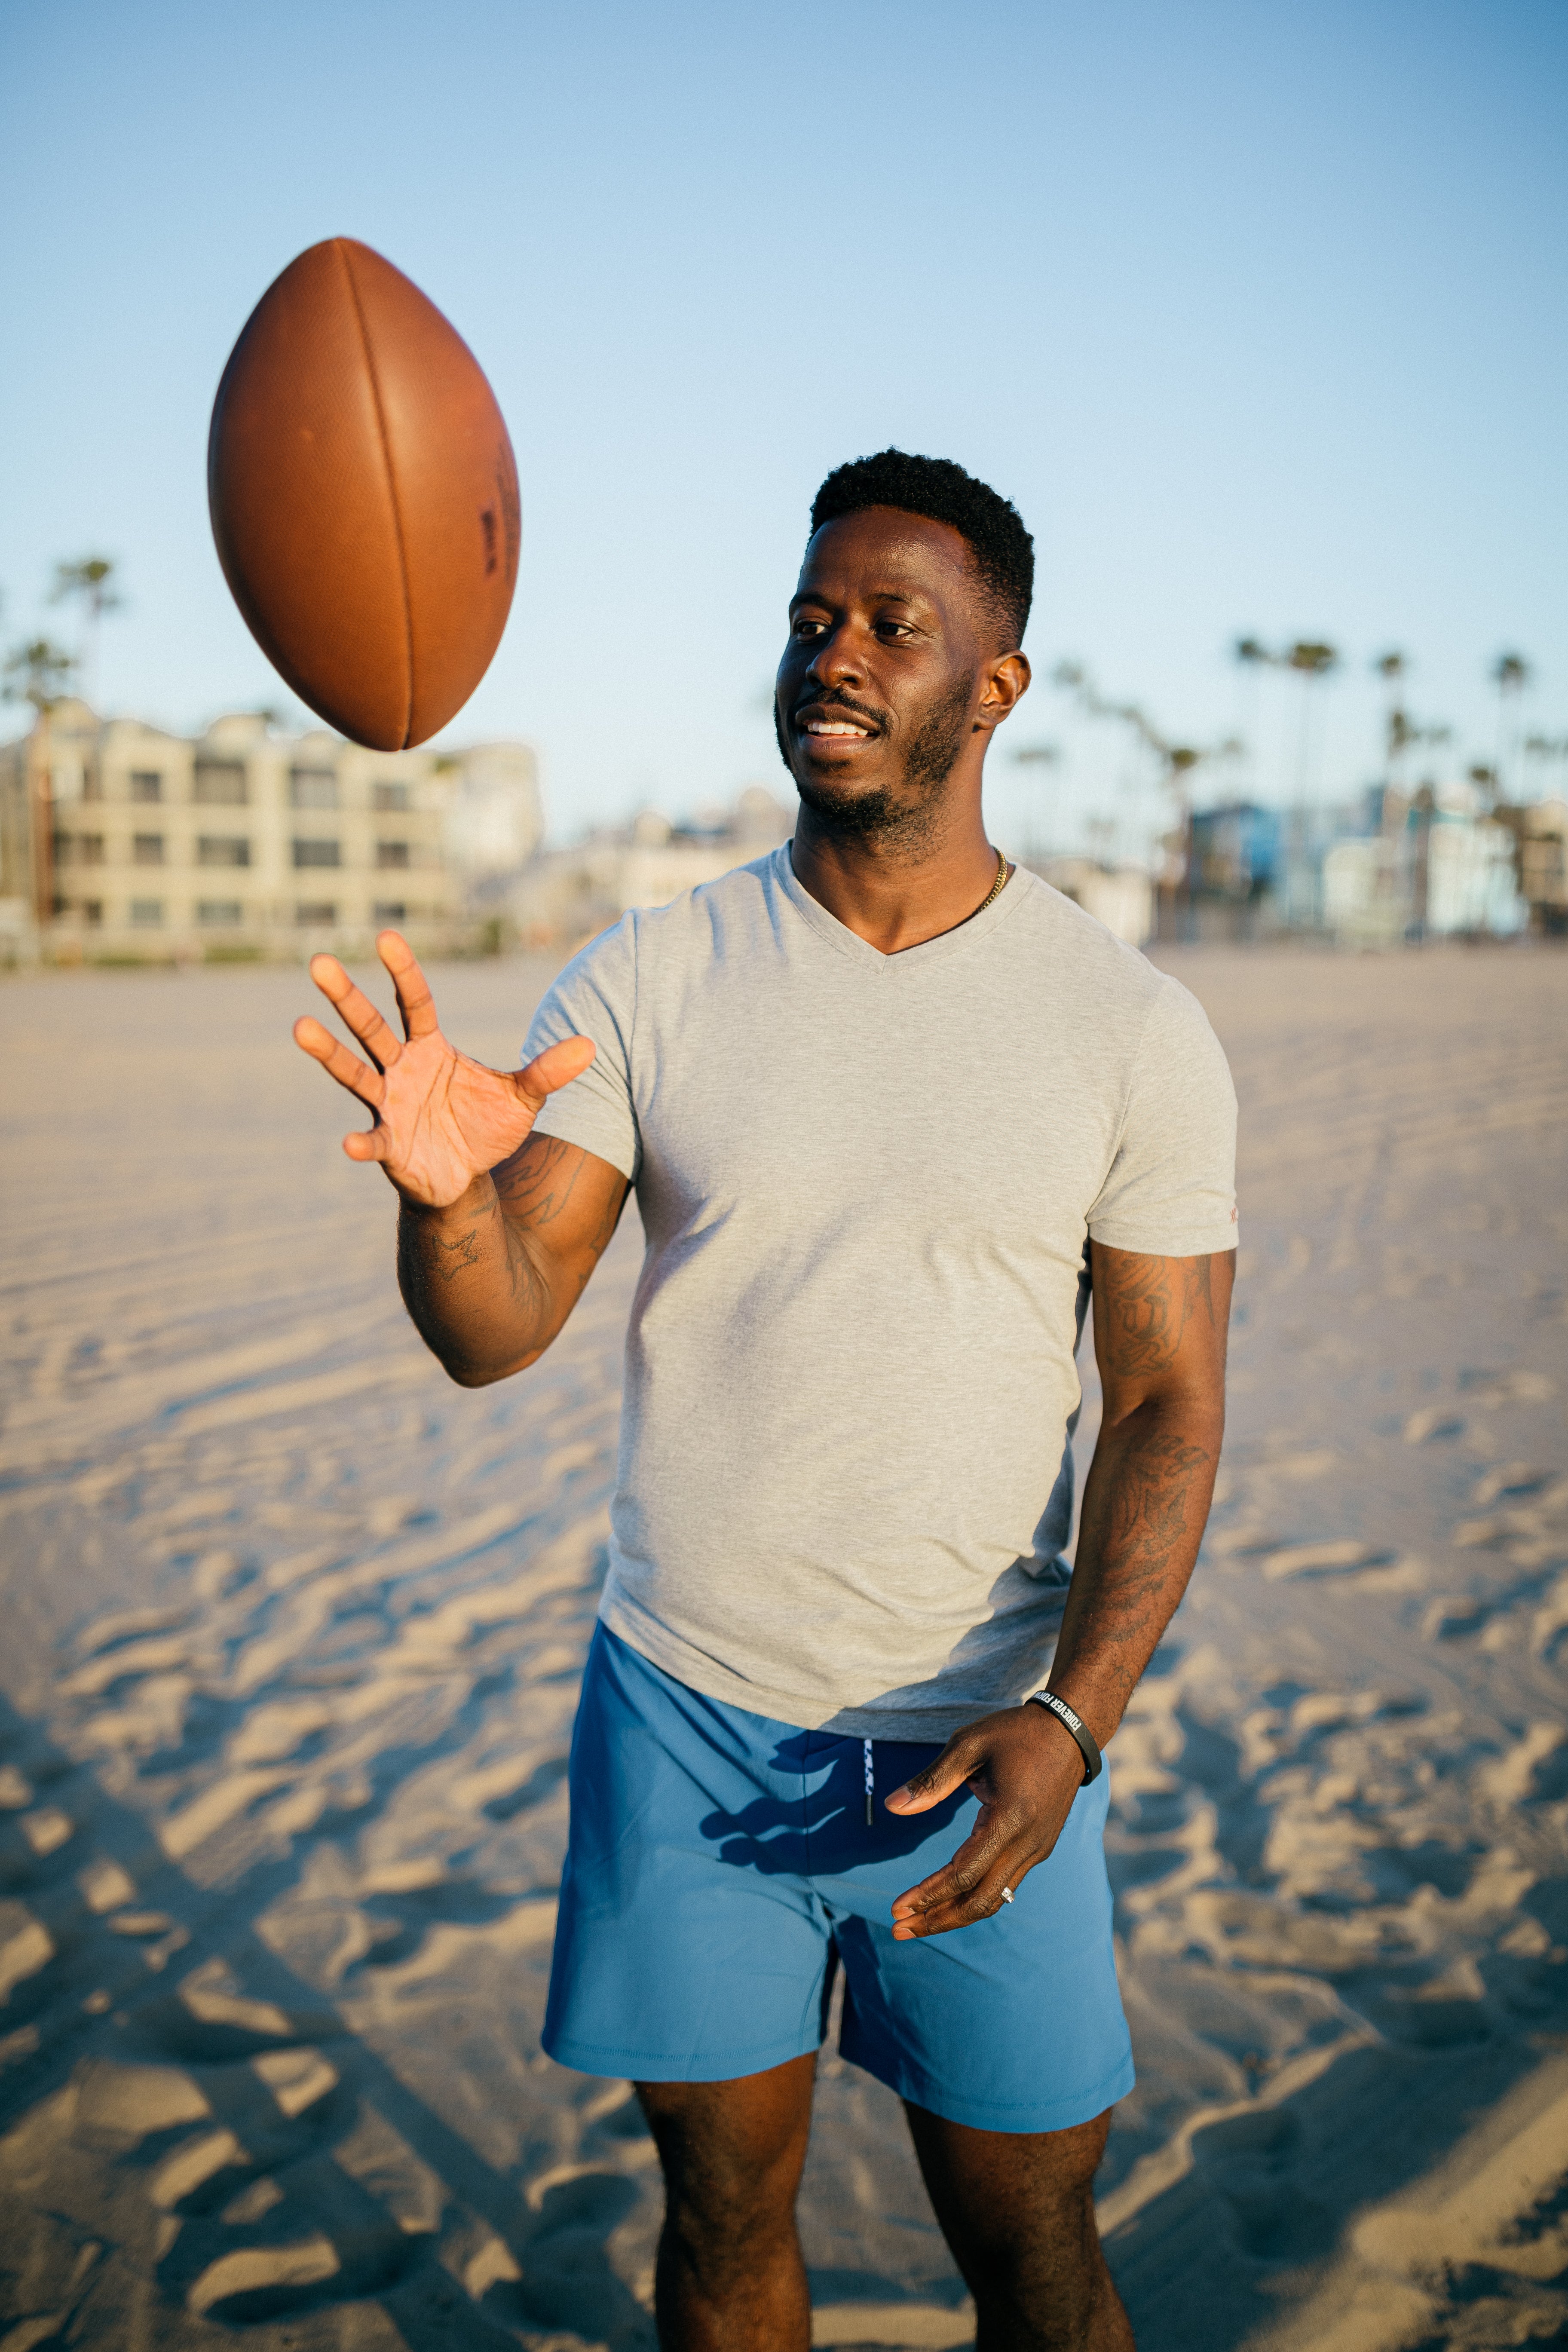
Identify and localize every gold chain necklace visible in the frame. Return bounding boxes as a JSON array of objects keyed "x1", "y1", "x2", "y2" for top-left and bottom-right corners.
[{"x1": 975, "y1": 847, "x2": 1011, "y2": 916}]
